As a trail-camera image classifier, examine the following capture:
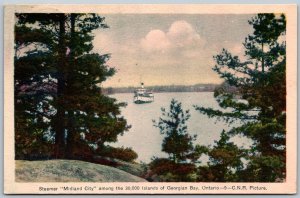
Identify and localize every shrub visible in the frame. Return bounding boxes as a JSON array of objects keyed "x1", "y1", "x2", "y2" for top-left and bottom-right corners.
[
  {"x1": 96, "y1": 146, "x2": 138, "y2": 162},
  {"x1": 149, "y1": 158, "x2": 196, "y2": 182}
]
